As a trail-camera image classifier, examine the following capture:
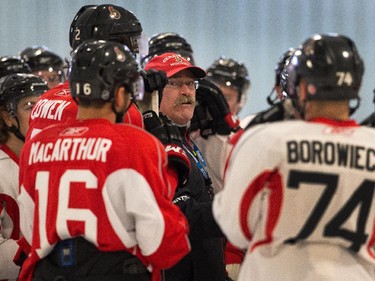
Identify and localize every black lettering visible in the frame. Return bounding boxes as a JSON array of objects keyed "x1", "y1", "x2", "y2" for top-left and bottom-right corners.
[
  {"x1": 324, "y1": 142, "x2": 335, "y2": 165},
  {"x1": 350, "y1": 145, "x2": 355, "y2": 168},
  {"x1": 366, "y1": 148, "x2": 375, "y2": 172},
  {"x1": 287, "y1": 141, "x2": 299, "y2": 163},
  {"x1": 311, "y1": 141, "x2": 323, "y2": 164},
  {"x1": 337, "y1": 143, "x2": 349, "y2": 167},
  {"x1": 354, "y1": 146, "x2": 365, "y2": 170},
  {"x1": 300, "y1": 140, "x2": 311, "y2": 163}
]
